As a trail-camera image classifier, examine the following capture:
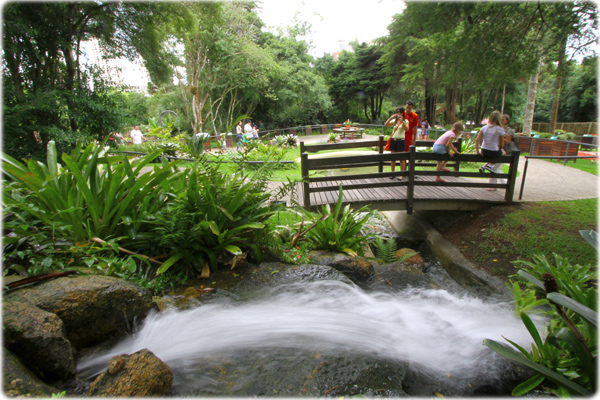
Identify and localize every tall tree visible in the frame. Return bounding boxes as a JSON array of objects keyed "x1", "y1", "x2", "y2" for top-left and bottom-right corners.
[{"x1": 2, "y1": 2, "x2": 176, "y2": 158}]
